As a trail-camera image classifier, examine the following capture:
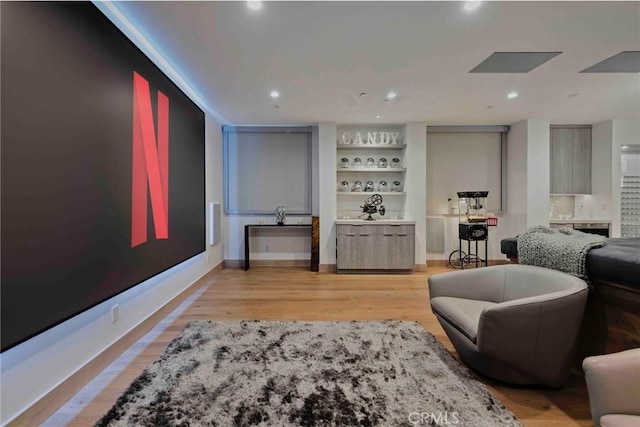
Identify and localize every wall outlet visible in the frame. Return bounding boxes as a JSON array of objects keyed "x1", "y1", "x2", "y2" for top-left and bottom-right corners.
[{"x1": 111, "y1": 304, "x2": 119, "y2": 323}]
